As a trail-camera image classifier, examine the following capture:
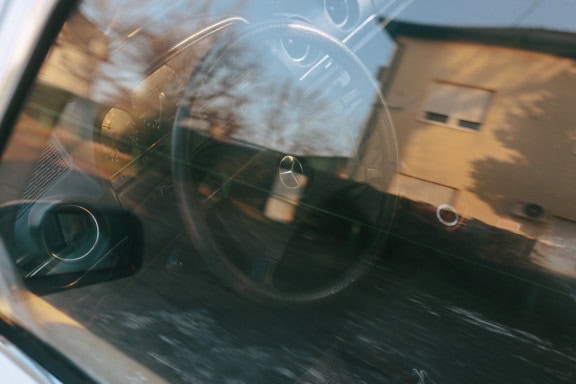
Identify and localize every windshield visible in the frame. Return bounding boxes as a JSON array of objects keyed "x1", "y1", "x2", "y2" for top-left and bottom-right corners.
[{"x1": 1, "y1": 0, "x2": 576, "y2": 383}]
